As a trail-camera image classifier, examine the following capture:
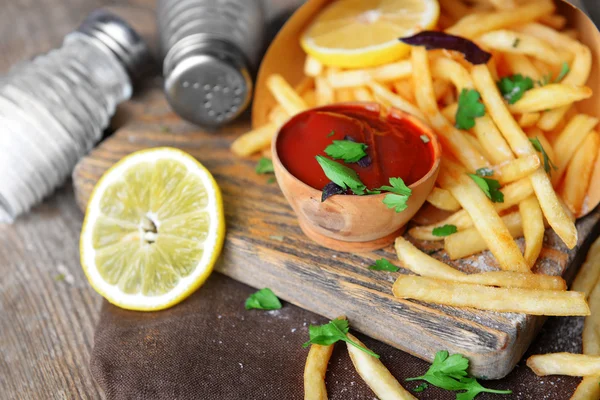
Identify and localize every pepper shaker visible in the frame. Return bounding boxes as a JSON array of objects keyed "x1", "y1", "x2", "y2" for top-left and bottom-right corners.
[
  {"x1": 0, "y1": 10, "x2": 151, "y2": 223},
  {"x1": 157, "y1": 0, "x2": 266, "y2": 127}
]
